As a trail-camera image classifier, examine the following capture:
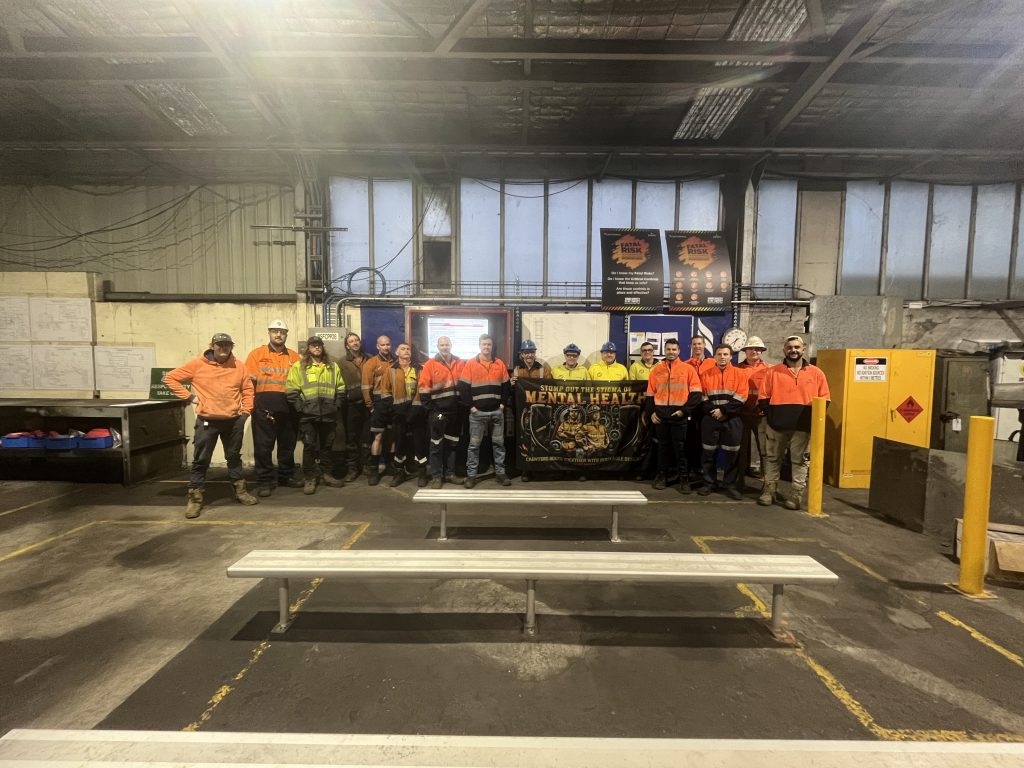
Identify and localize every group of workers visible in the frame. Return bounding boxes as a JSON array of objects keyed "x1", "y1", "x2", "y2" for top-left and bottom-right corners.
[{"x1": 163, "y1": 320, "x2": 830, "y2": 520}]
